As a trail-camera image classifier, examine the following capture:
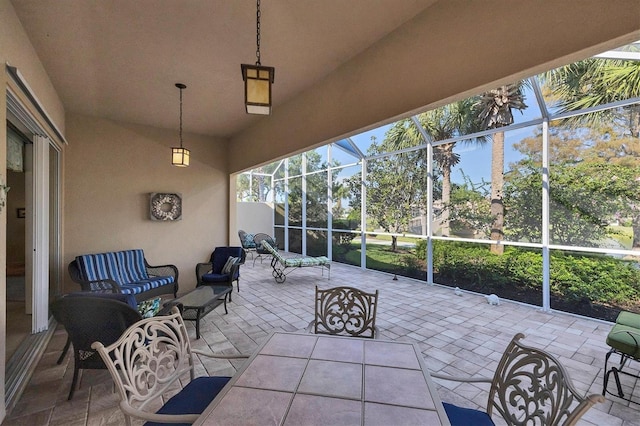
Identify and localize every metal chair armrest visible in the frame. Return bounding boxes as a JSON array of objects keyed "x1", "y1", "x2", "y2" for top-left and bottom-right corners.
[
  {"x1": 430, "y1": 372, "x2": 493, "y2": 383},
  {"x1": 192, "y1": 348, "x2": 249, "y2": 359}
]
